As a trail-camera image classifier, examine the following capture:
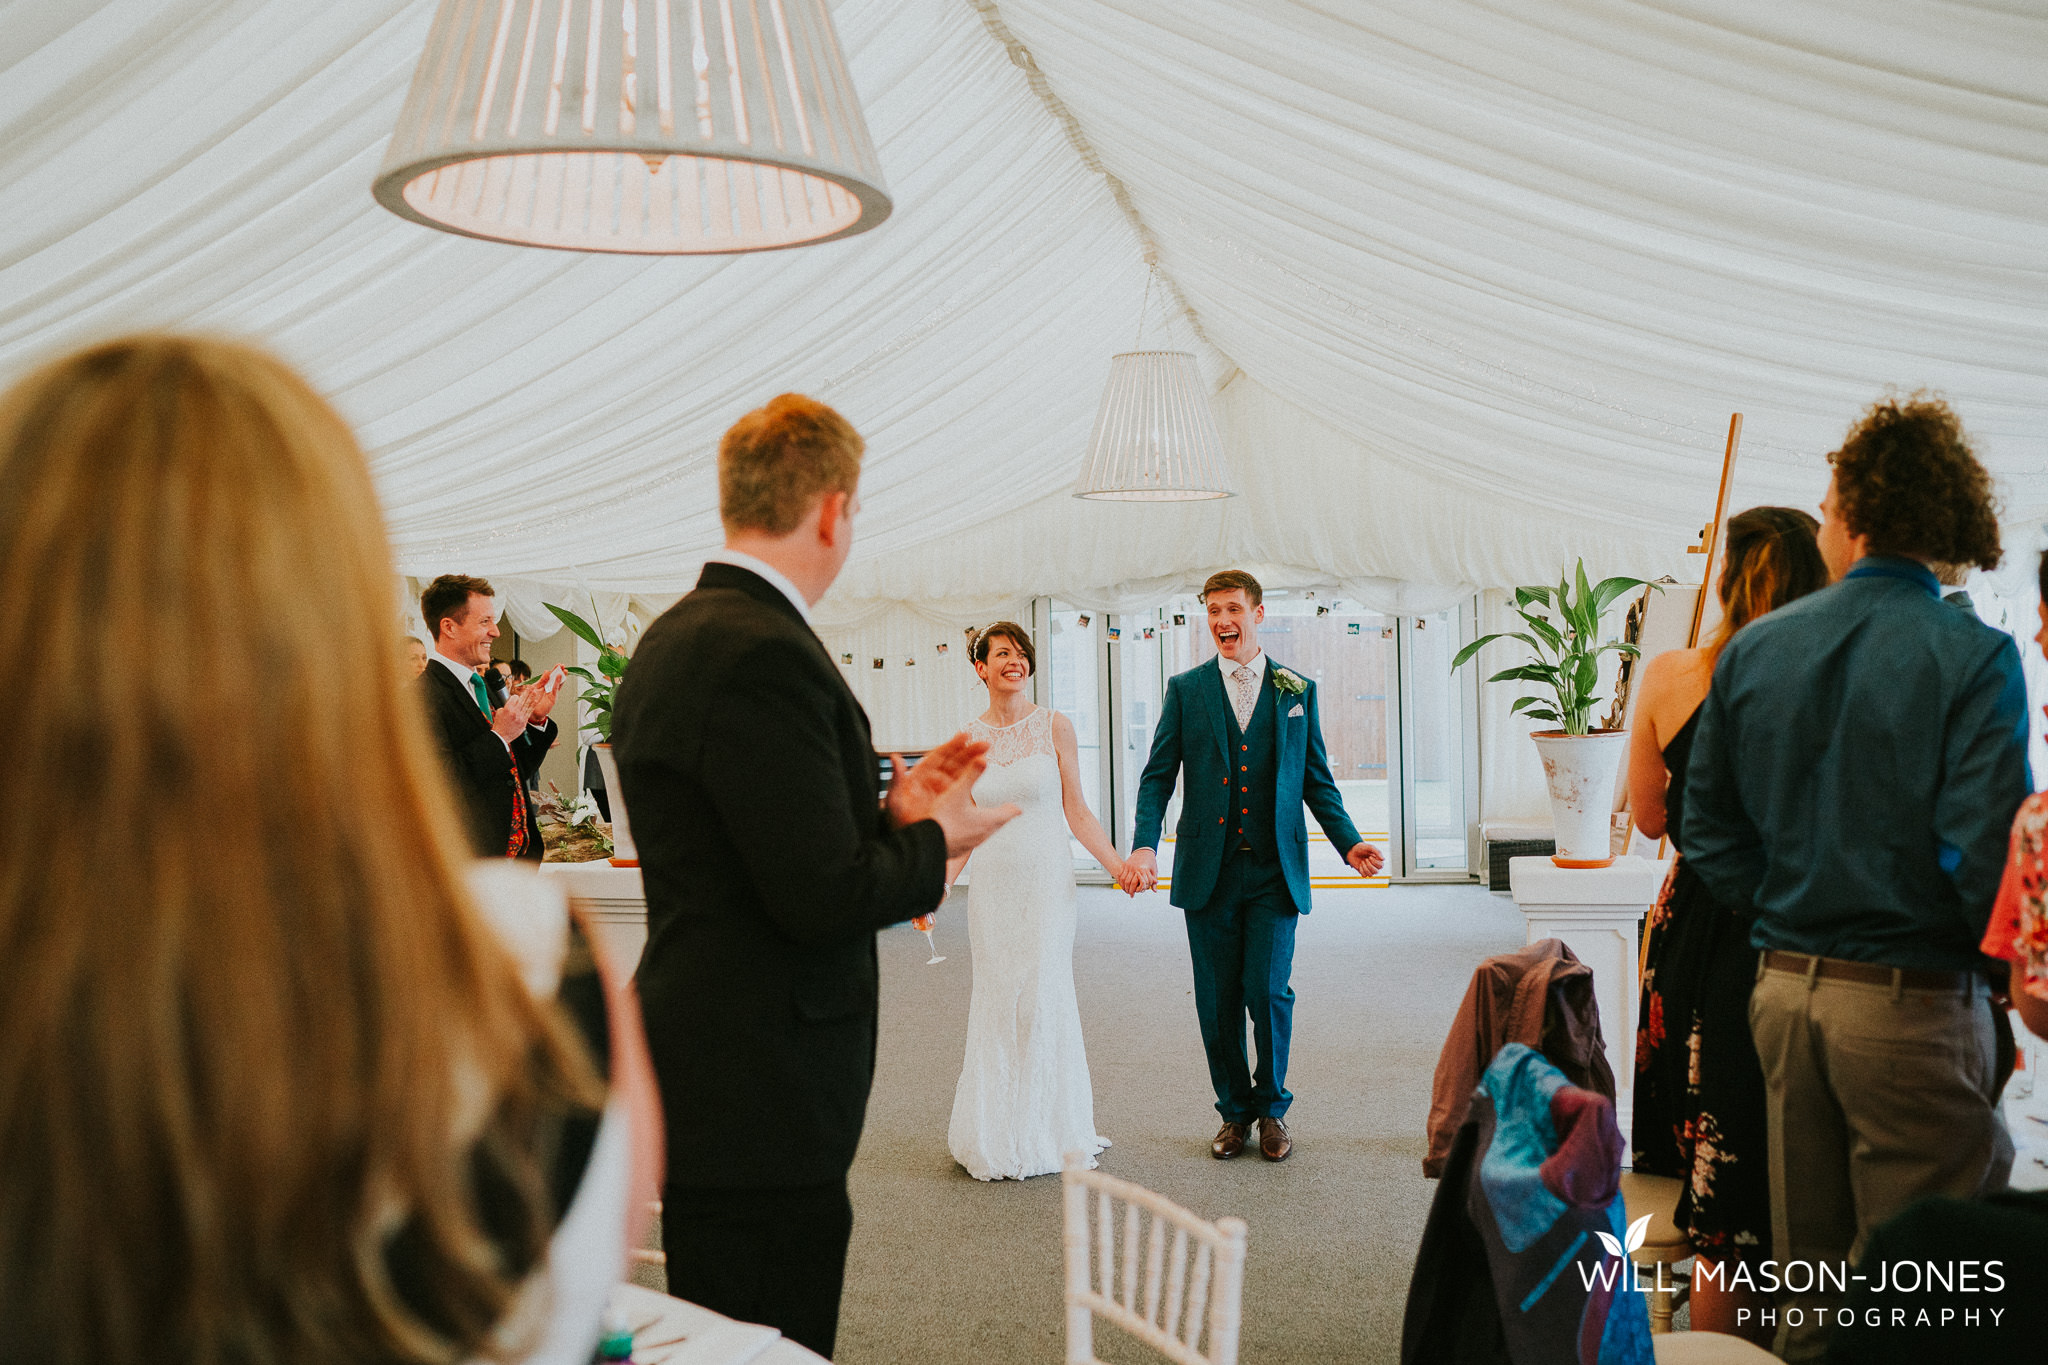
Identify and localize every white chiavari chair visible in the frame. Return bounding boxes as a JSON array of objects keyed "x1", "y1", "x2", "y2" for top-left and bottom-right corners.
[{"x1": 1061, "y1": 1151, "x2": 1248, "y2": 1365}]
